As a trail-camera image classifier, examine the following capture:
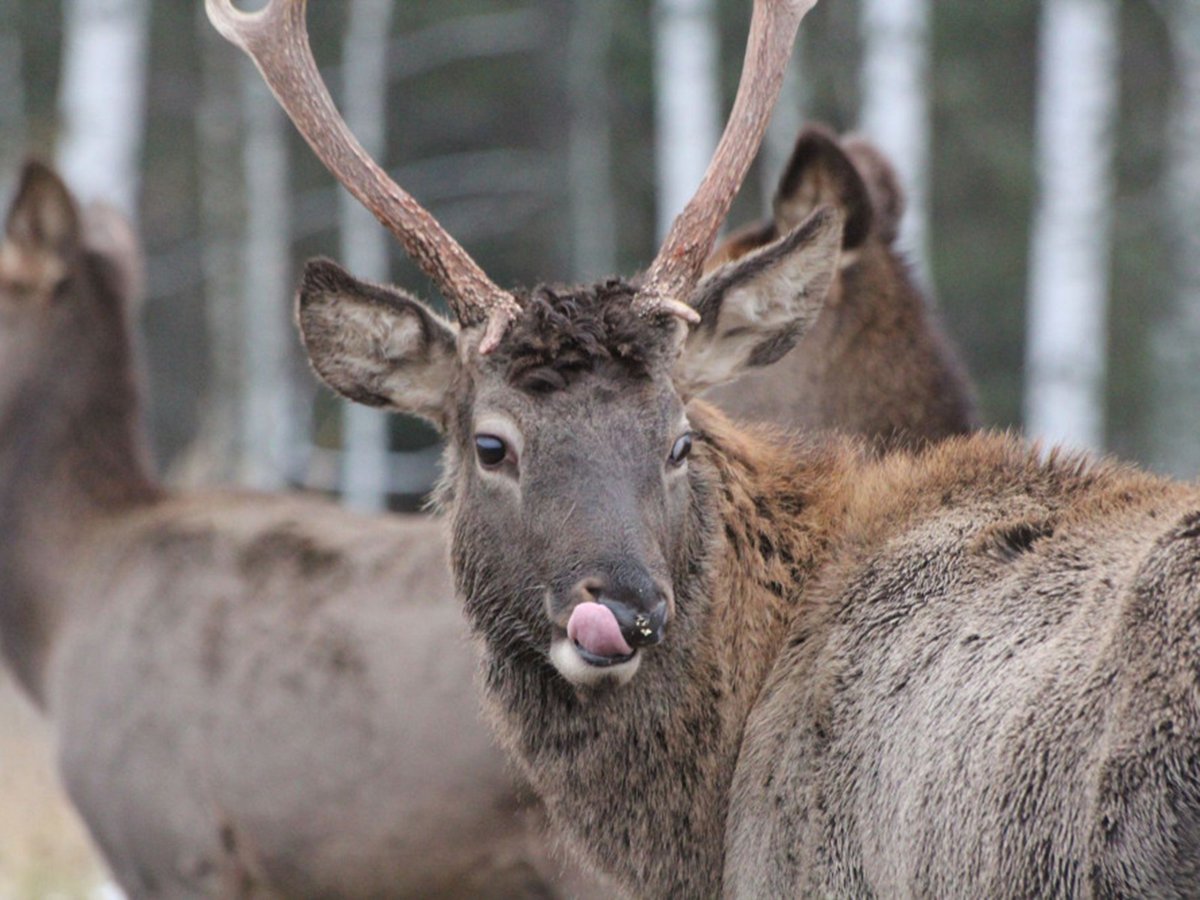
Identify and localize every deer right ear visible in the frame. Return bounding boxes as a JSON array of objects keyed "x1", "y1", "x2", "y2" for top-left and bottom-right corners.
[
  {"x1": 675, "y1": 206, "x2": 842, "y2": 396},
  {"x1": 297, "y1": 258, "x2": 459, "y2": 430},
  {"x1": 840, "y1": 135, "x2": 905, "y2": 246}
]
